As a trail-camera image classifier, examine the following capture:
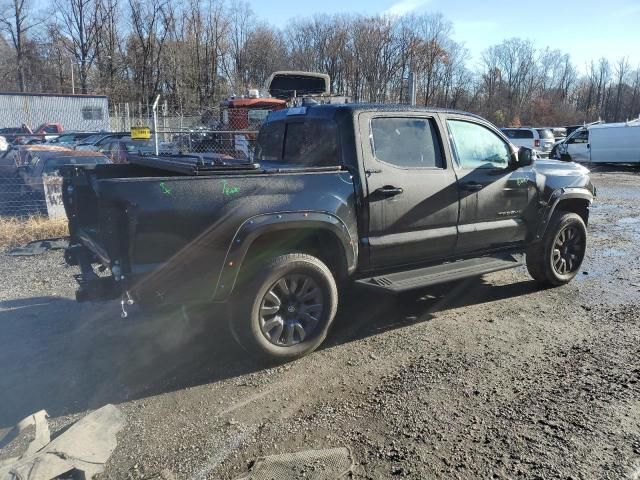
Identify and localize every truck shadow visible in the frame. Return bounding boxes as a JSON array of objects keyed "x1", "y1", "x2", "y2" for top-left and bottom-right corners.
[{"x1": 0, "y1": 275, "x2": 540, "y2": 427}]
